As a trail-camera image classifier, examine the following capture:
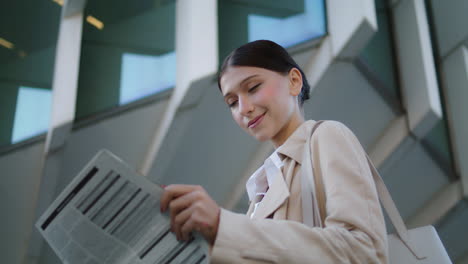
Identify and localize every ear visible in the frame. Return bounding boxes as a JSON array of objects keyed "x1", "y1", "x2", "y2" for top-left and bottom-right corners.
[{"x1": 288, "y1": 68, "x2": 303, "y2": 97}]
